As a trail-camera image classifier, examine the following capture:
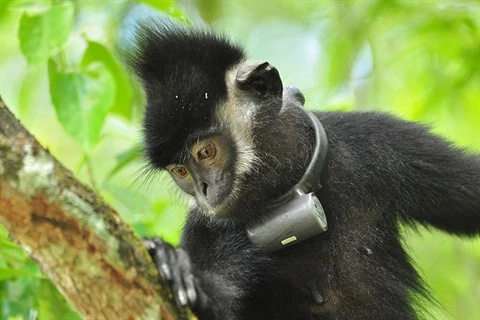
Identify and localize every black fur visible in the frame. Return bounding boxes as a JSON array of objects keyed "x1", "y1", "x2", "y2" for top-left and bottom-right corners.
[
  {"x1": 179, "y1": 112, "x2": 480, "y2": 320},
  {"x1": 125, "y1": 20, "x2": 244, "y2": 168},
  {"x1": 127, "y1": 20, "x2": 480, "y2": 320}
]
